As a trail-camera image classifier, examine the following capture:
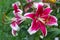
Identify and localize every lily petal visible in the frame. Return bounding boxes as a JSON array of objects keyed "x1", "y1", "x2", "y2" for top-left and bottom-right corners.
[
  {"x1": 39, "y1": 21, "x2": 47, "y2": 36},
  {"x1": 13, "y1": 9, "x2": 23, "y2": 18},
  {"x1": 16, "y1": 17, "x2": 26, "y2": 25},
  {"x1": 12, "y1": 2, "x2": 21, "y2": 13},
  {"x1": 10, "y1": 21, "x2": 20, "y2": 31},
  {"x1": 12, "y1": 1, "x2": 20, "y2": 10},
  {"x1": 12, "y1": 29, "x2": 18, "y2": 36},
  {"x1": 24, "y1": 13, "x2": 35, "y2": 20},
  {"x1": 42, "y1": 8, "x2": 52, "y2": 16},
  {"x1": 46, "y1": 15, "x2": 58, "y2": 26},
  {"x1": 12, "y1": 3, "x2": 19, "y2": 12},
  {"x1": 35, "y1": 4, "x2": 43, "y2": 17},
  {"x1": 28, "y1": 20, "x2": 39, "y2": 35}
]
